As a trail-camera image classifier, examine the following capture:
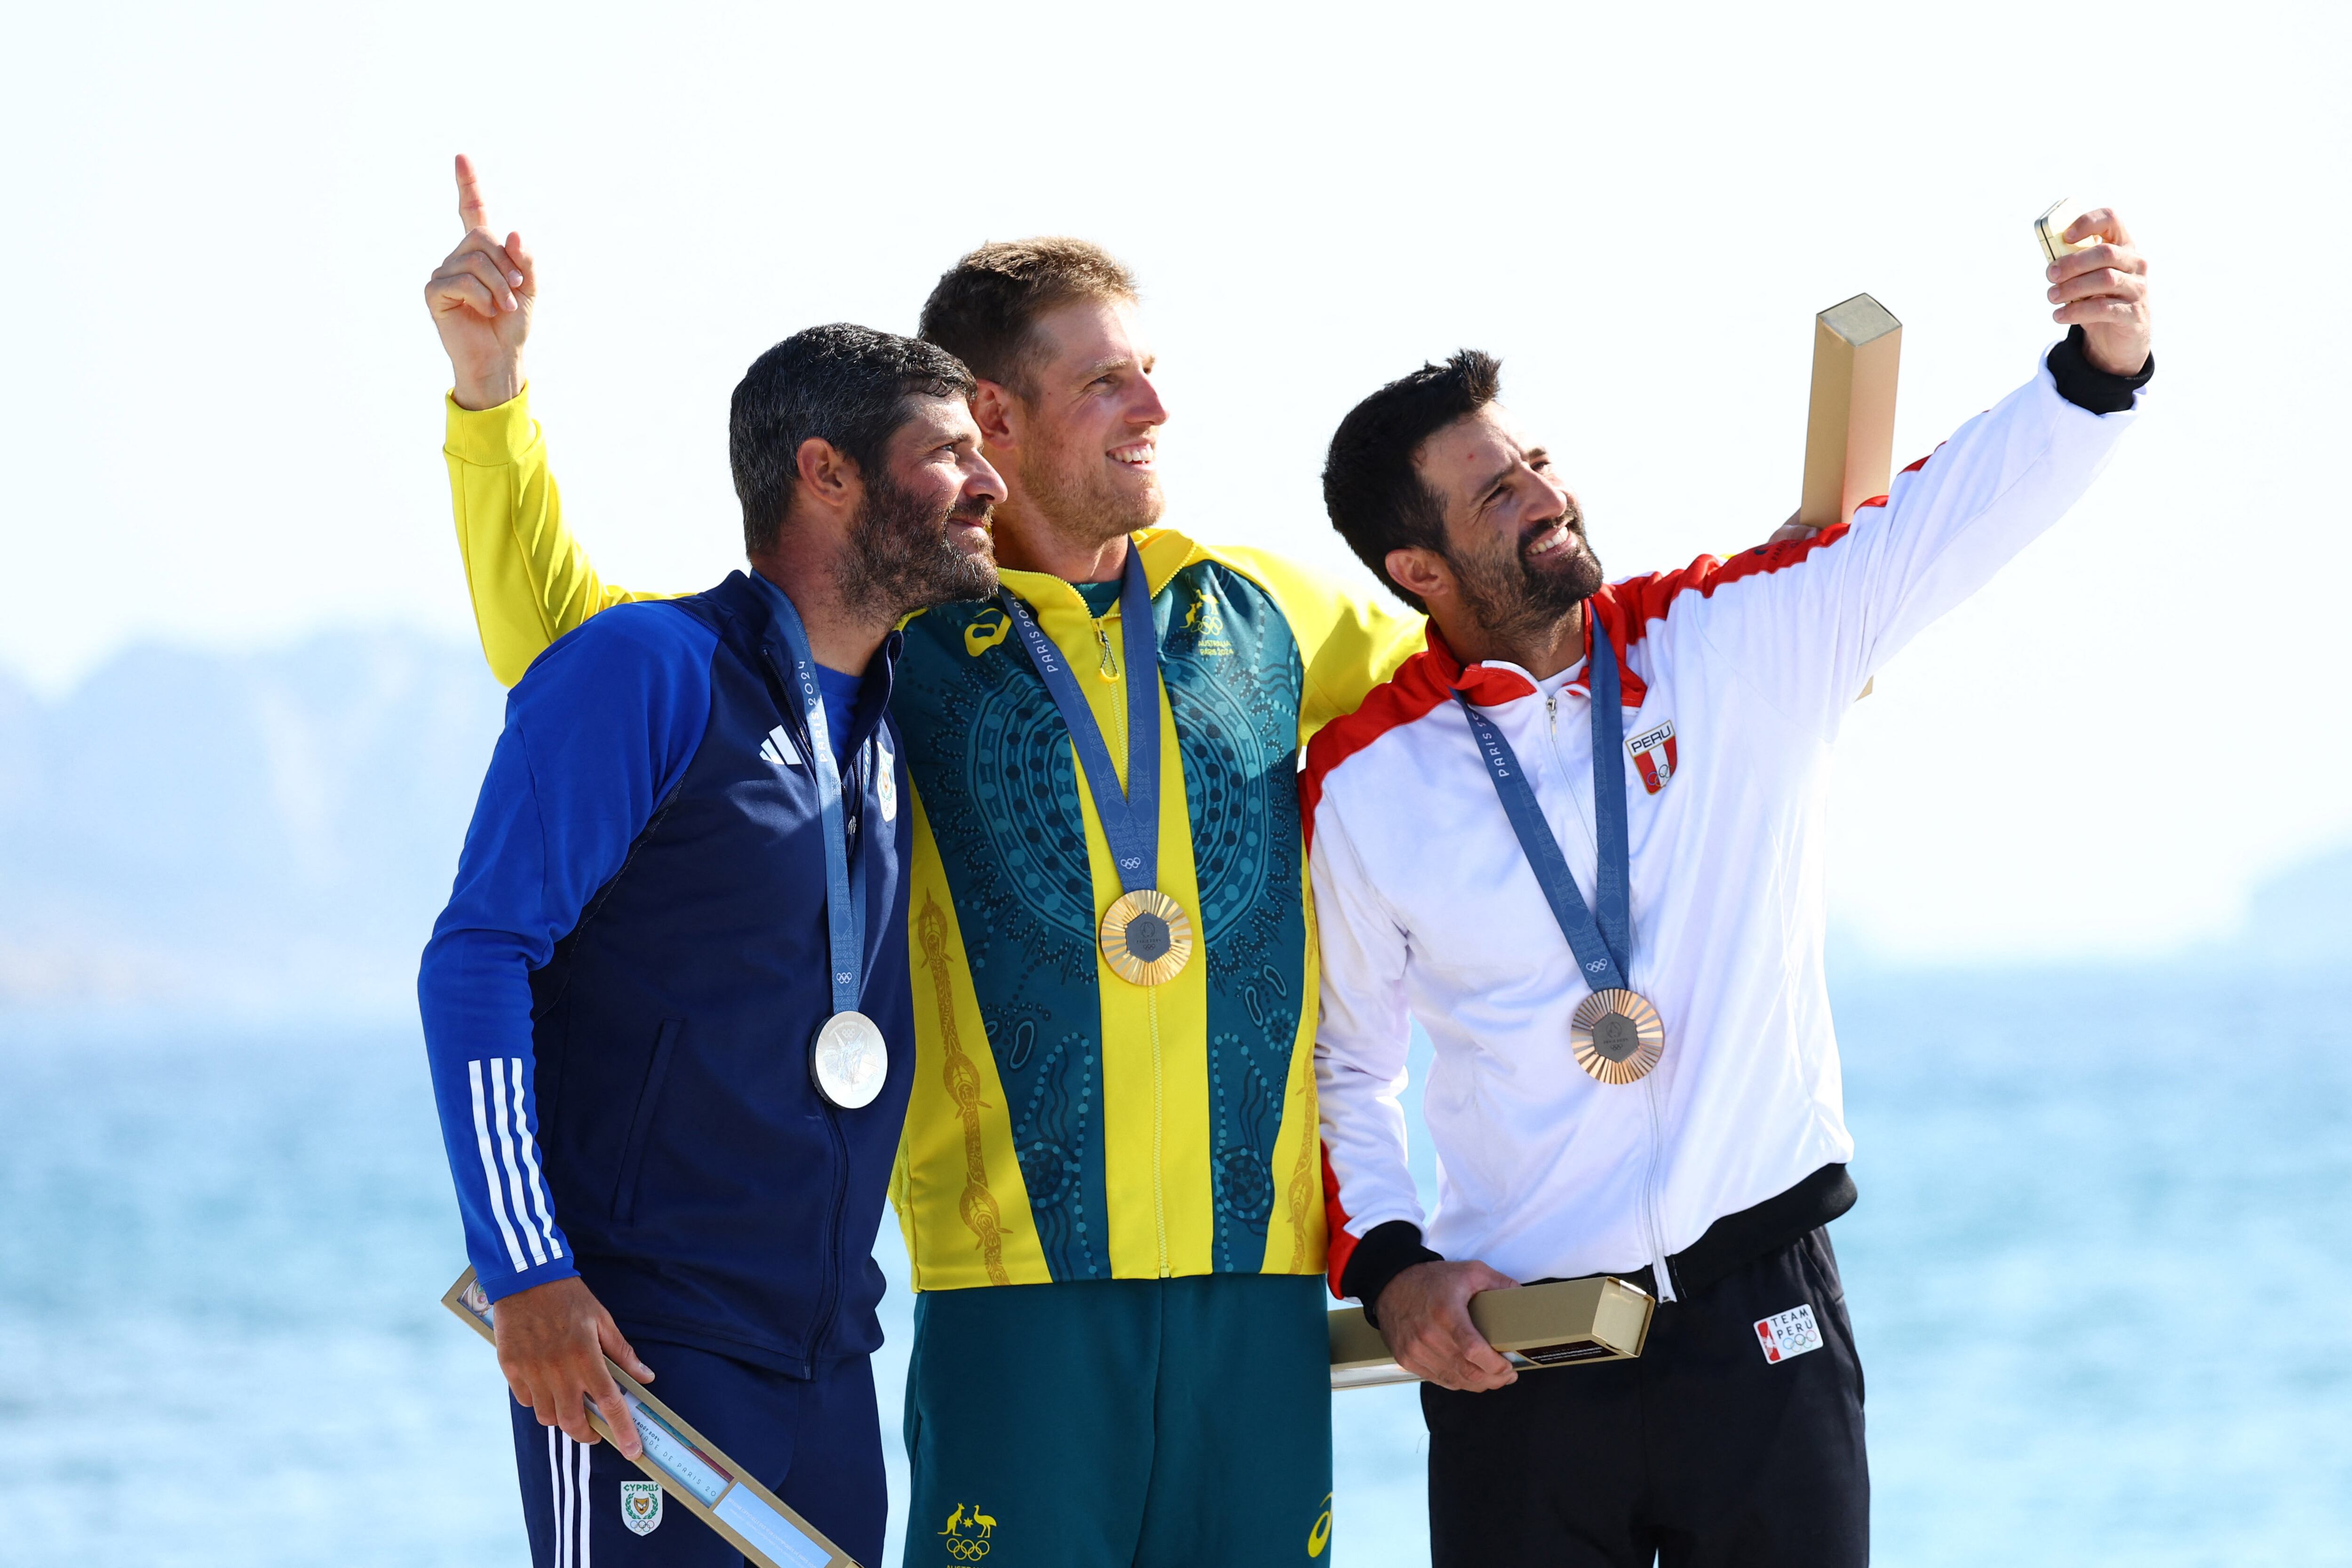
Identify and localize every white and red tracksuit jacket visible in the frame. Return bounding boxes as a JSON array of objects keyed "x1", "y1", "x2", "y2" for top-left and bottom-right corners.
[{"x1": 1309, "y1": 341, "x2": 2146, "y2": 1307}]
